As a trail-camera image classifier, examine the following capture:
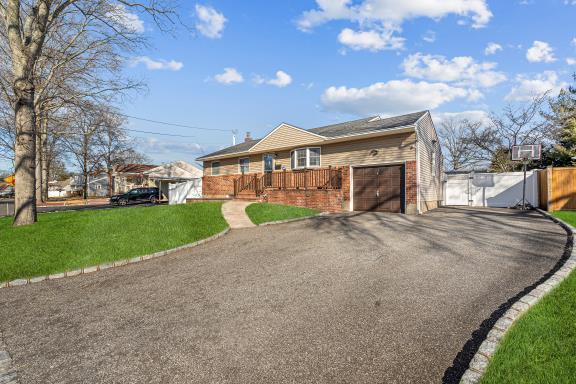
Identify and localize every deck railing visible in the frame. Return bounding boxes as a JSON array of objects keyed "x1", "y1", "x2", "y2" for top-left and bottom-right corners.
[{"x1": 233, "y1": 167, "x2": 343, "y2": 196}]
